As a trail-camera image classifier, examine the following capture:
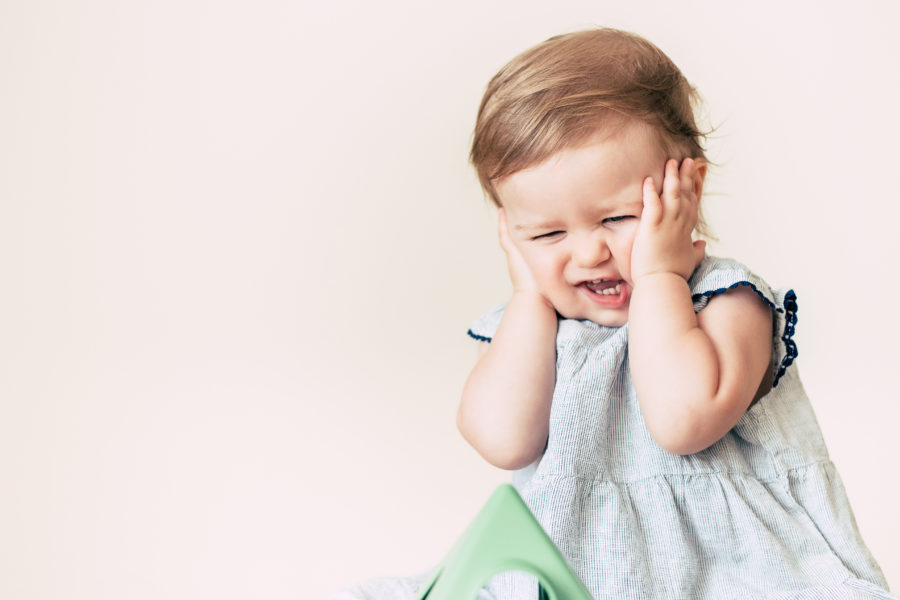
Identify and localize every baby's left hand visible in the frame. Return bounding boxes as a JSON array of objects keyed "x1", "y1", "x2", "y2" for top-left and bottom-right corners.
[{"x1": 630, "y1": 158, "x2": 706, "y2": 283}]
